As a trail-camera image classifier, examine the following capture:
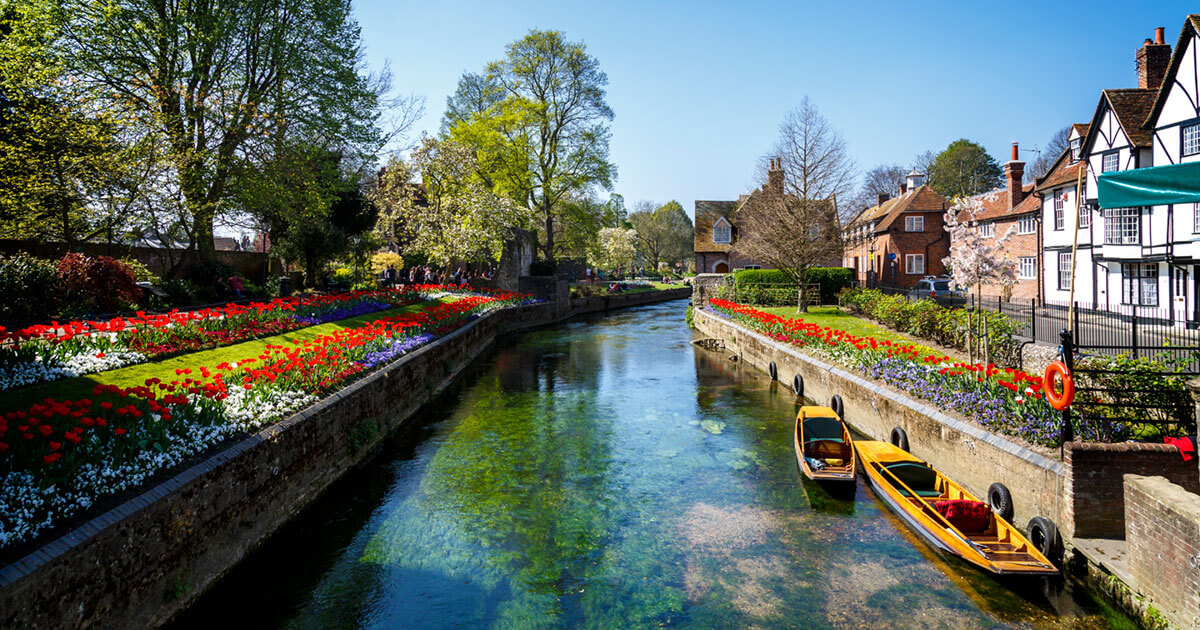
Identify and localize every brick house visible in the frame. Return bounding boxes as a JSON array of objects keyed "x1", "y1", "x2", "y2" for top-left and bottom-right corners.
[
  {"x1": 841, "y1": 170, "x2": 951, "y2": 290},
  {"x1": 694, "y1": 159, "x2": 838, "y2": 273},
  {"x1": 962, "y1": 143, "x2": 1043, "y2": 300}
]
